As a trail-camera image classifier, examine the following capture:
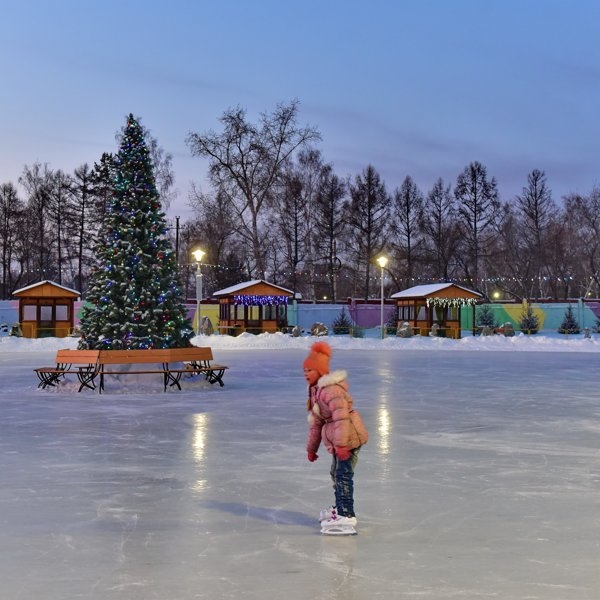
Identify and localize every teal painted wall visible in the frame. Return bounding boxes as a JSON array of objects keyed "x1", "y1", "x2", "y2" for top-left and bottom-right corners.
[{"x1": 469, "y1": 300, "x2": 600, "y2": 332}]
